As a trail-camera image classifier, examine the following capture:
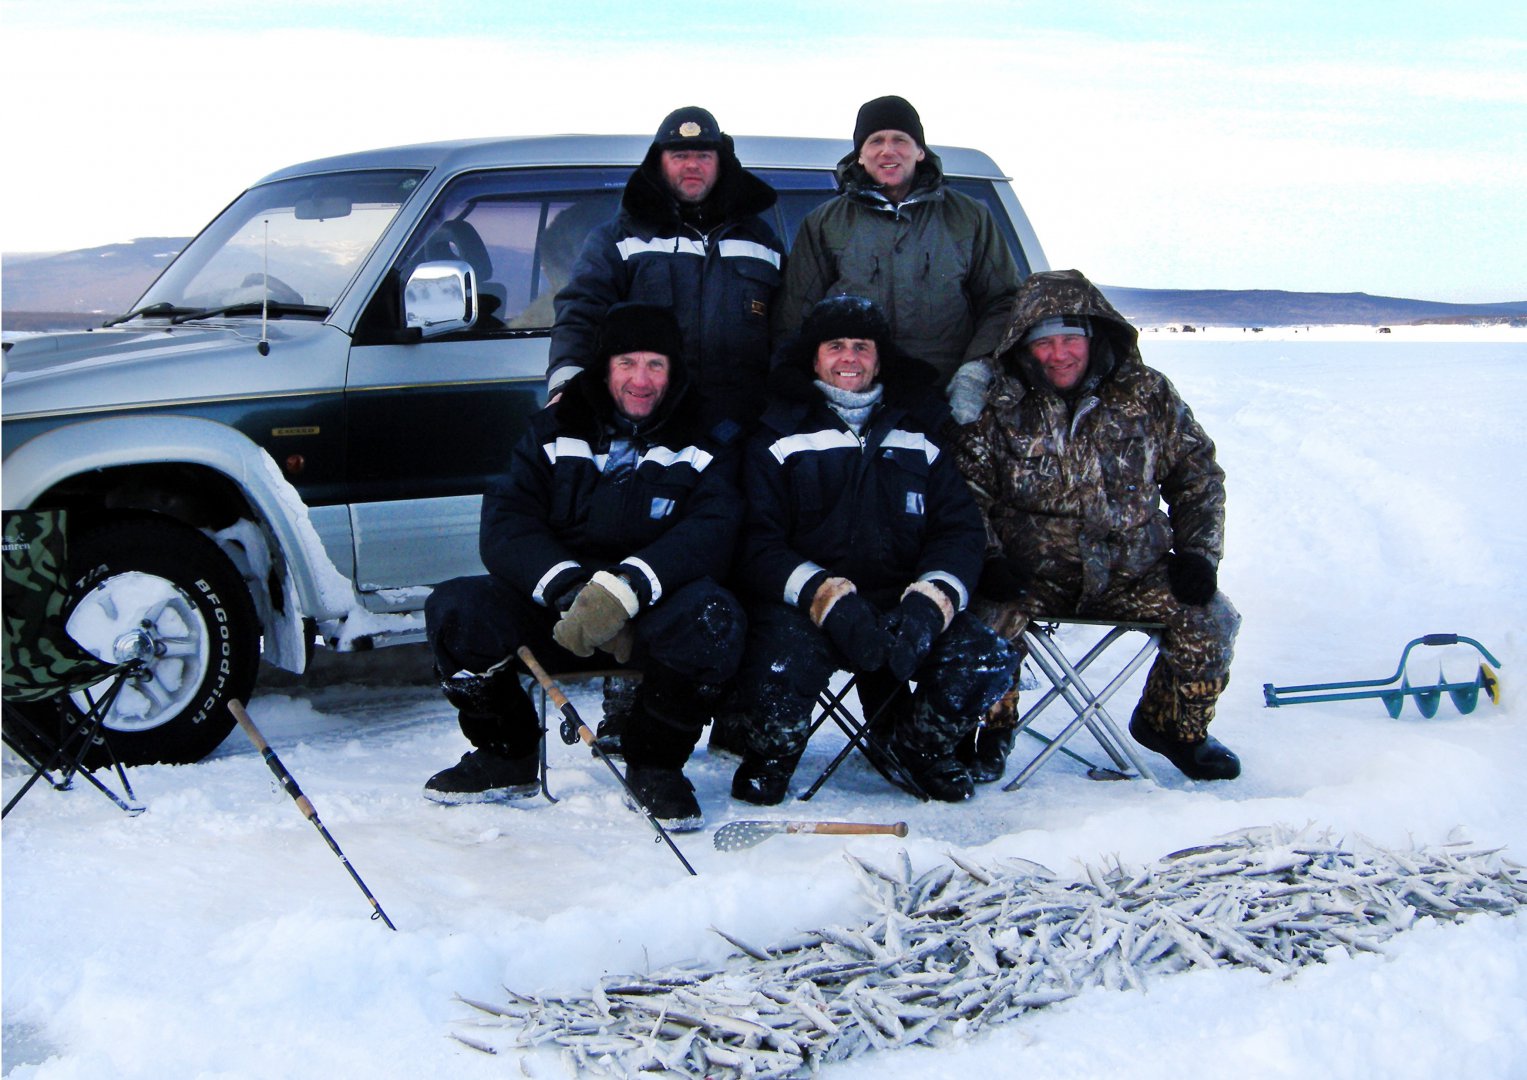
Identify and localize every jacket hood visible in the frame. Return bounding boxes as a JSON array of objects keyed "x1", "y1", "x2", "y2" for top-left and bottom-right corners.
[
  {"x1": 765, "y1": 327, "x2": 945, "y2": 424},
  {"x1": 993, "y1": 269, "x2": 1141, "y2": 395},
  {"x1": 555, "y1": 355, "x2": 698, "y2": 444},
  {"x1": 623, "y1": 135, "x2": 778, "y2": 229},
  {"x1": 835, "y1": 146, "x2": 946, "y2": 203}
]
